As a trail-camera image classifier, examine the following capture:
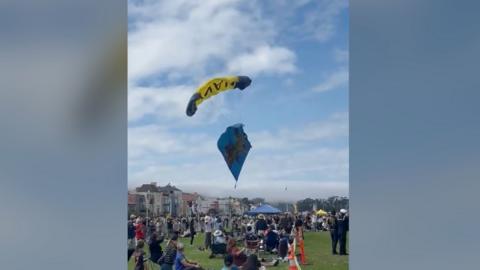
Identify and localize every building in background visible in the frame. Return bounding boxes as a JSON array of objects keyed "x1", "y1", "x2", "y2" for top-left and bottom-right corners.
[
  {"x1": 158, "y1": 183, "x2": 183, "y2": 217},
  {"x1": 129, "y1": 182, "x2": 184, "y2": 217},
  {"x1": 129, "y1": 182, "x2": 264, "y2": 217},
  {"x1": 181, "y1": 192, "x2": 199, "y2": 217},
  {"x1": 135, "y1": 182, "x2": 163, "y2": 217},
  {"x1": 128, "y1": 192, "x2": 145, "y2": 217}
]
